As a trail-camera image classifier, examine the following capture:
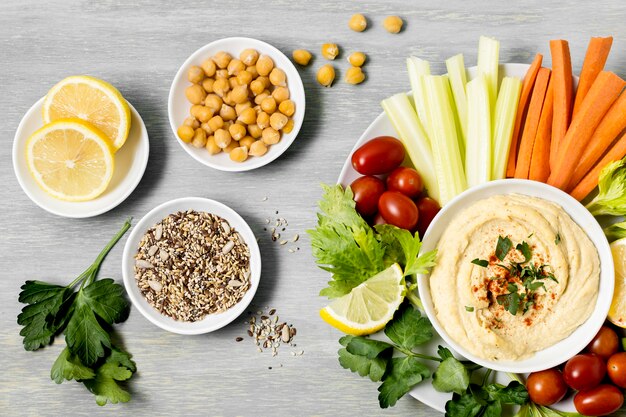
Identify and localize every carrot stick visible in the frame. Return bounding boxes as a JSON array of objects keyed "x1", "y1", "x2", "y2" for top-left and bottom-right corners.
[
  {"x1": 567, "y1": 92, "x2": 626, "y2": 190},
  {"x1": 571, "y1": 131, "x2": 626, "y2": 201},
  {"x1": 547, "y1": 71, "x2": 626, "y2": 190},
  {"x1": 514, "y1": 68, "x2": 551, "y2": 179},
  {"x1": 506, "y1": 54, "x2": 543, "y2": 177},
  {"x1": 573, "y1": 37, "x2": 613, "y2": 117},
  {"x1": 549, "y1": 40, "x2": 574, "y2": 170},
  {"x1": 529, "y1": 77, "x2": 554, "y2": 182}
]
